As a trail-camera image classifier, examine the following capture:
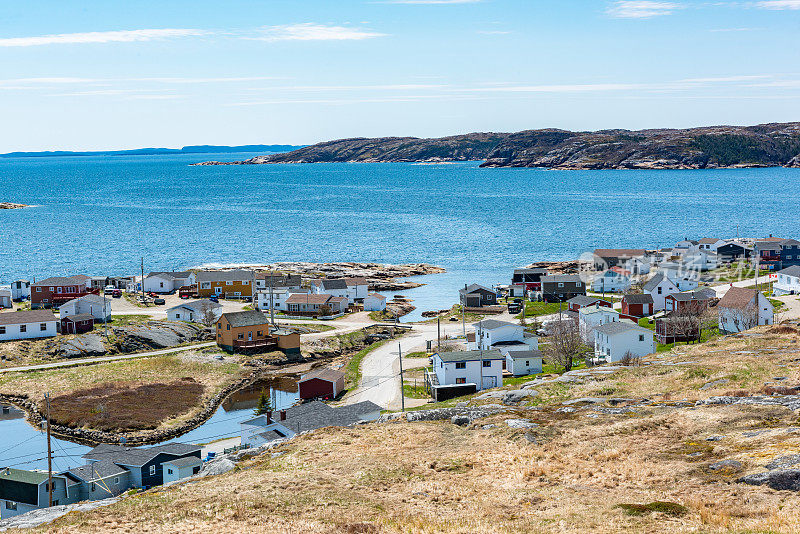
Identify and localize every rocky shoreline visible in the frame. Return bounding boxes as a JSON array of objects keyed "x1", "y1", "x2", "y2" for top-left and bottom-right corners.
[
  {"x1": 0, "y1": 202, "x2": 28, "y2": 209},
  {"x1": 194, "y1": 262, "x2": 445, "y2": 290}
]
